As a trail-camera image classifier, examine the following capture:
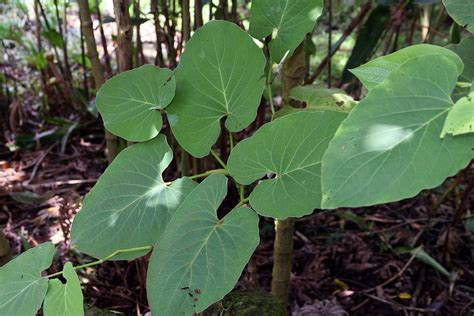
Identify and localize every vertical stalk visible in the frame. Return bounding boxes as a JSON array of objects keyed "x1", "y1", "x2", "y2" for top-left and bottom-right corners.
[
  {"x1": 150, "y1": 0, "x2": 165, "y2": 66},
  {"x1": 79, "y1": 19, "x2": 89, "y2": 99},
  {"x1": 181, "y1": 0, "x2": 191, "y2": 43},
  {"x1": 231, "y1": 0, "x2": 238, "y2": 23},
  {"x1": 54, "y1": 0, "x2": 71, "y2": 80},
  {"x1": 113, "y1": 0, "x2": 133, "y2": 72},
  {"x1": 95, "y1": 0, "x2": 113, "y2": 76},
  {"x1": 161, "y1": 0, "x2": 177, "y2": 67},
  {"x1": 327, "y1": 0, "x2": 332, "y2": 88},
  {"x1": 271, "y1": 43, "x2": 306, "y2": 304},
  {"x1": 78, "y1": 0, "x2": 121, "y2": 162},
  {"x1": 134, "y1": 0, "x2": 146, "y2": 66},
  {"x1": 194, "y1": 0, "x2": 203, "y2": 29}
]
